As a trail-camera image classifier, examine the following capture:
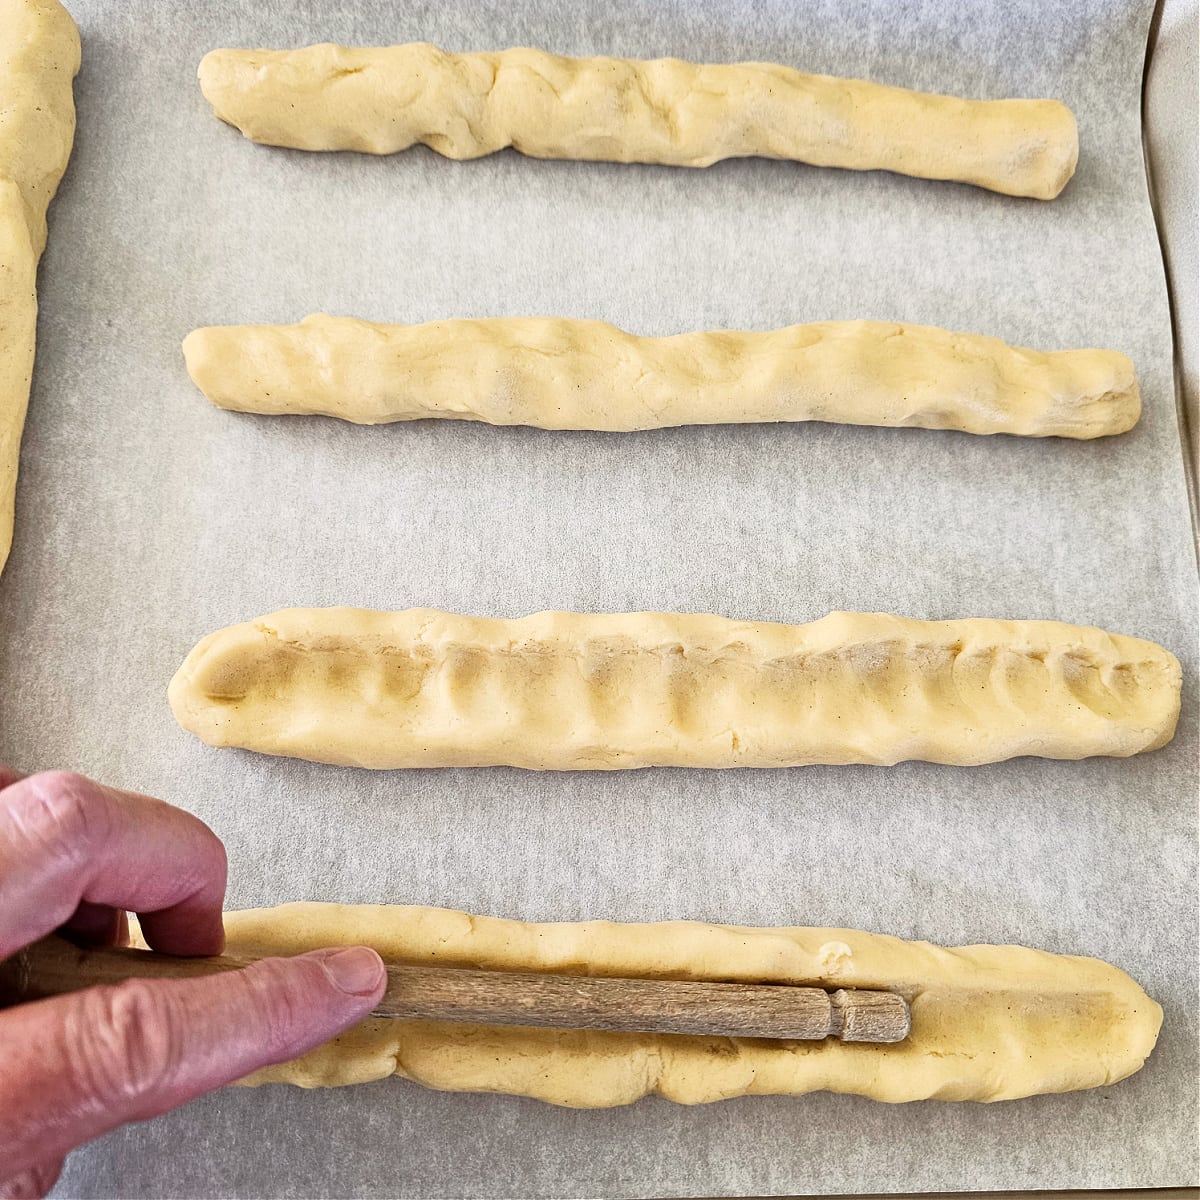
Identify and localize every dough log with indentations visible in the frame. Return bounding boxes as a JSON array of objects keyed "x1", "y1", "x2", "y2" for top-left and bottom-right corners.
[
  {"x1": 182, "y1": 316, "x2": 1140, "y2": 439},
  {"x1": 198, "y1": 43, "x2": 1079, "y2": 199},
  {"x1": 210, "y1": 902, "x2": 1162, "y2": 1105},
  {"x1": 168, "y1": 609, "x2": 1181, "y2": 770},
  {"x1": 0, "y1": 0, "x2": 79, "y2": 576}
]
